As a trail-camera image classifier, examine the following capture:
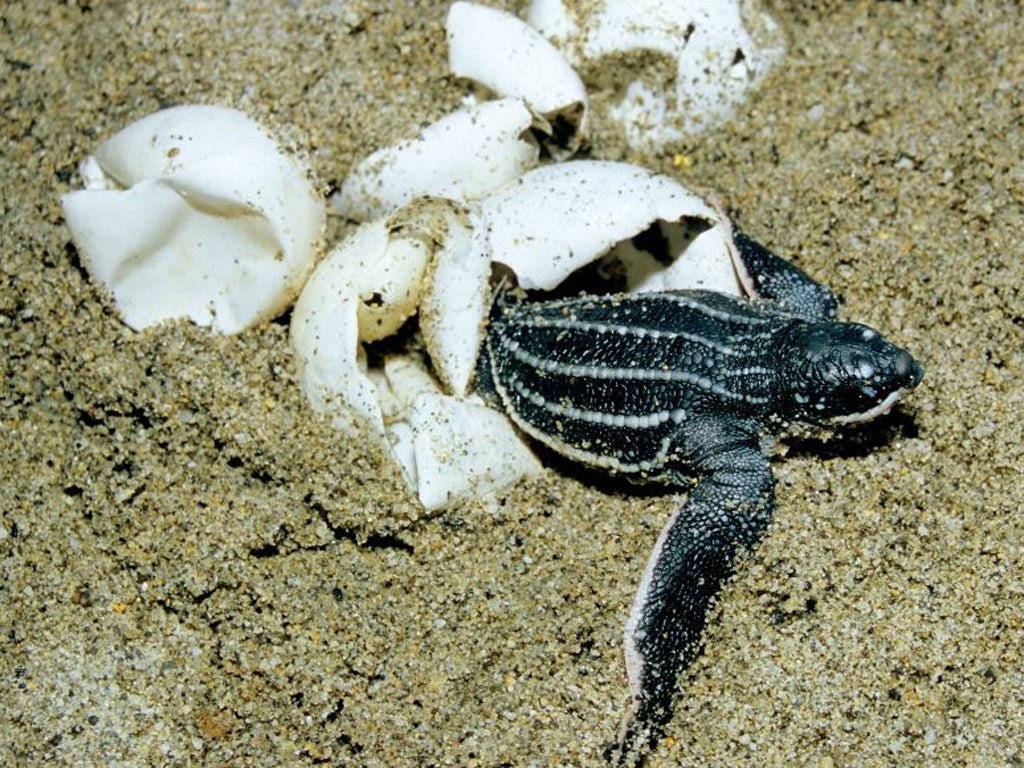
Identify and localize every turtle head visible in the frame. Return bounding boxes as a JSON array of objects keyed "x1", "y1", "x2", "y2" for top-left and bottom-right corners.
[{"x1": 779, "y1": 321, "x2": 924, "y2": 425}]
